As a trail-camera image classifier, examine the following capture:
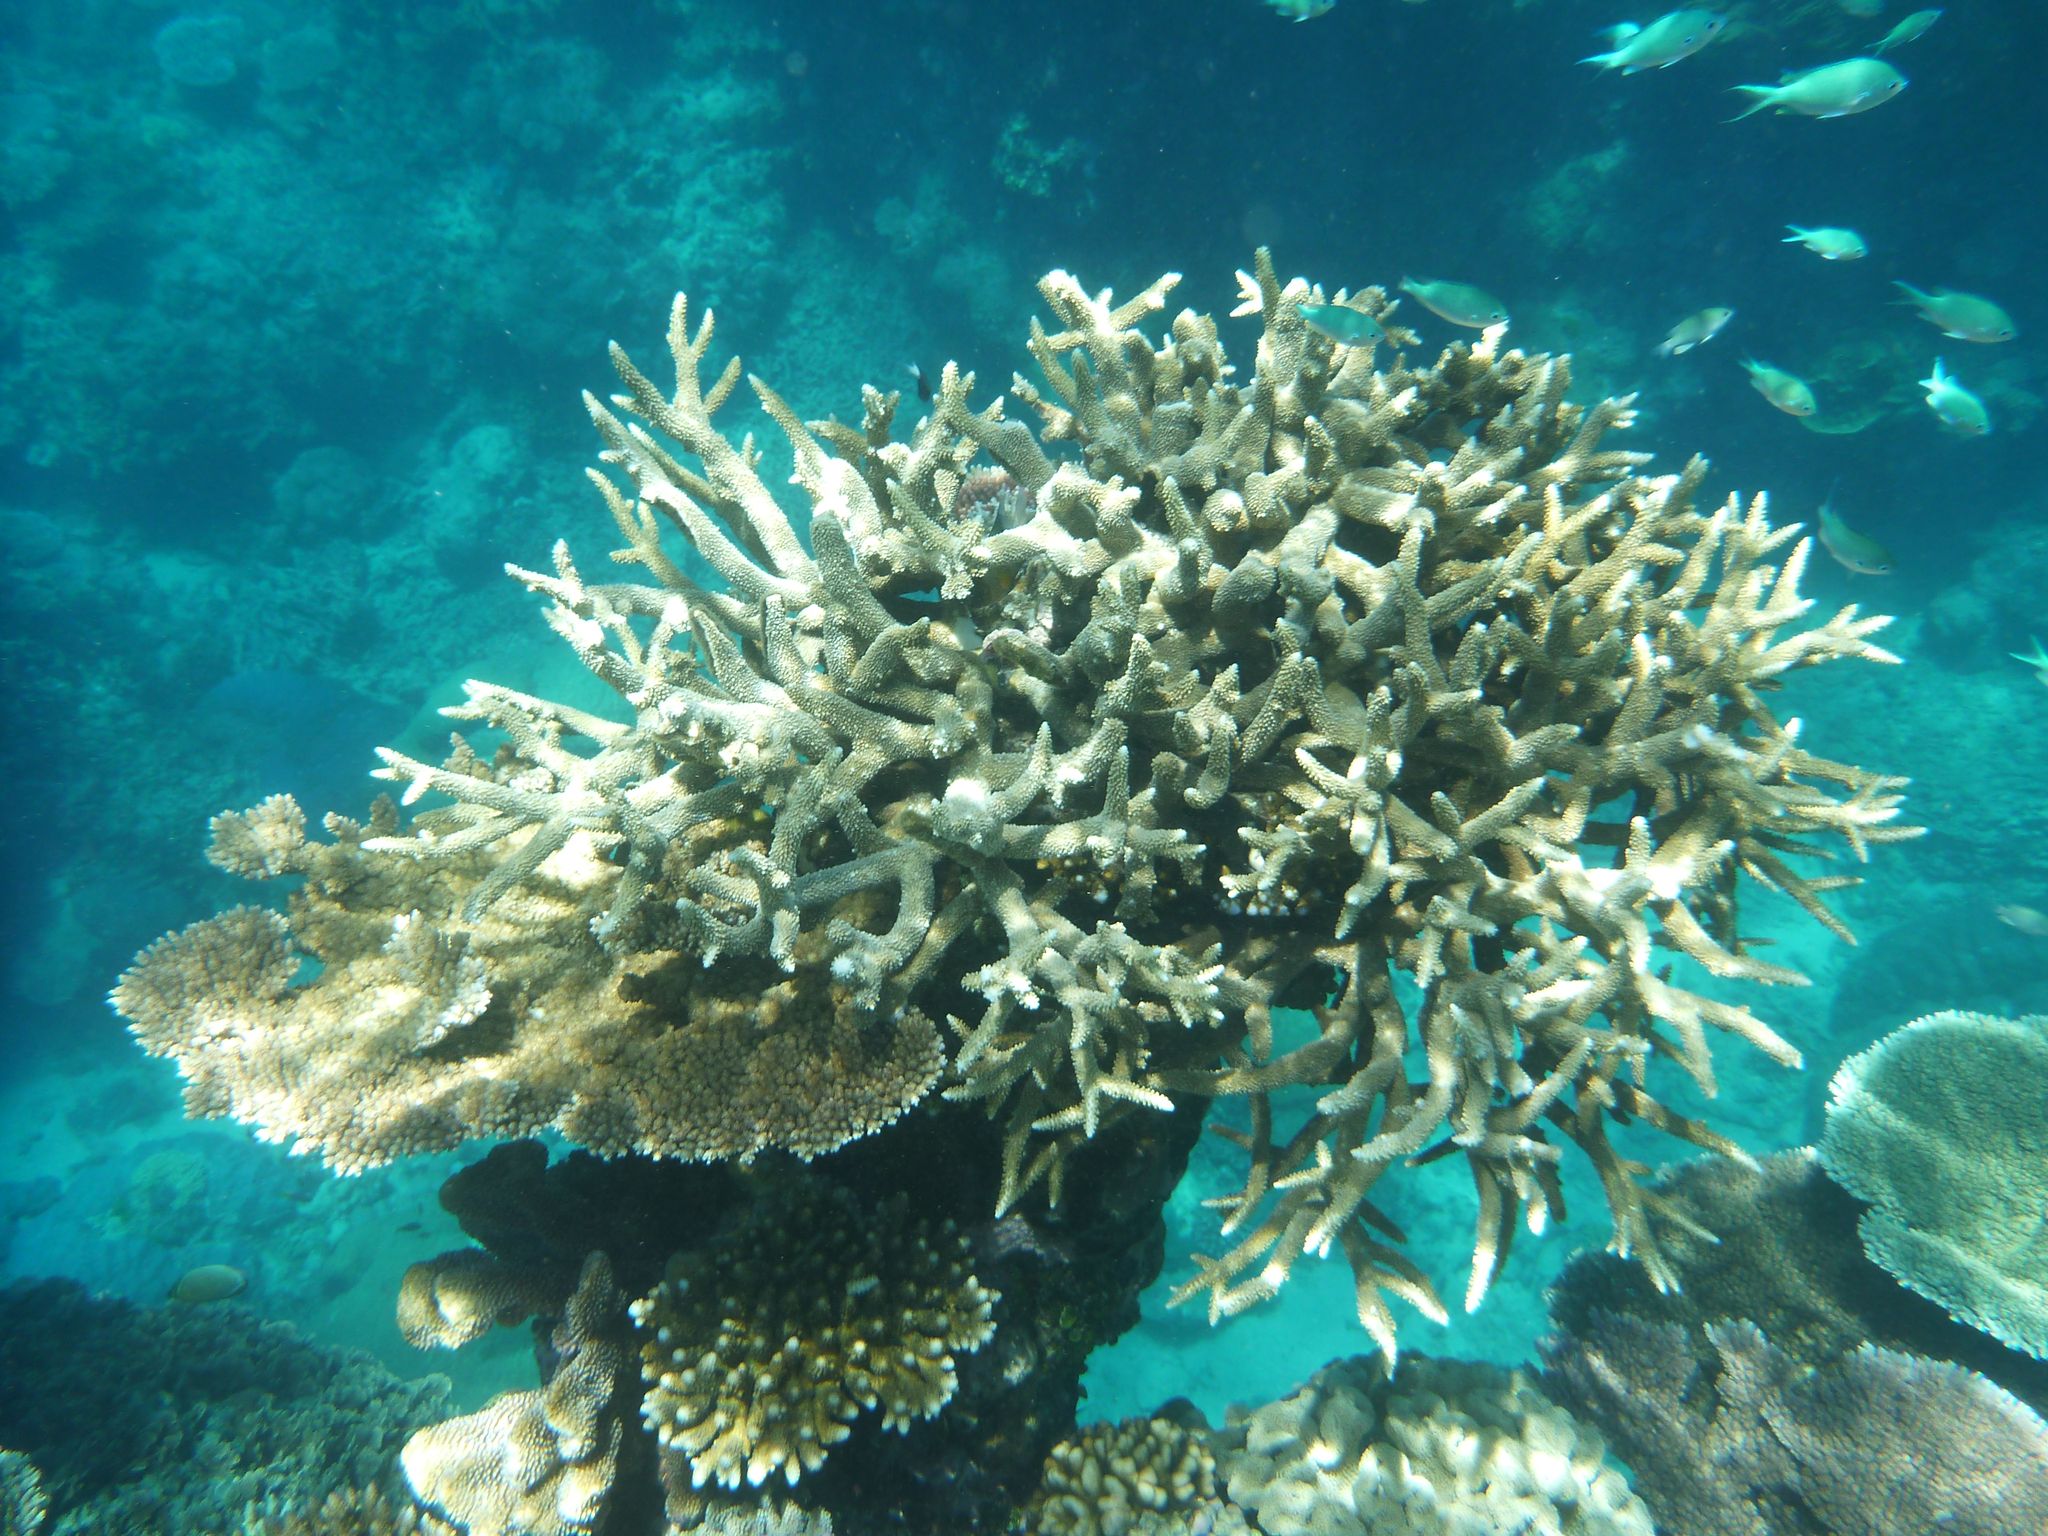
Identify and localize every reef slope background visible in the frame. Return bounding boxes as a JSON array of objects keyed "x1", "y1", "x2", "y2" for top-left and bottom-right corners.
[{"x1": 2, "y1": 0, "x2": 2045, "y2": 1485}]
